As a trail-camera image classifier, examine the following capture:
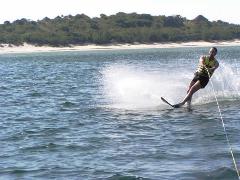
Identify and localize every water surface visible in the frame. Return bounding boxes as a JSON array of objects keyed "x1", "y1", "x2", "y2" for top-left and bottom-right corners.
[{"x1": 0, "y1": 47, "x2": 240, "y2": 179}]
